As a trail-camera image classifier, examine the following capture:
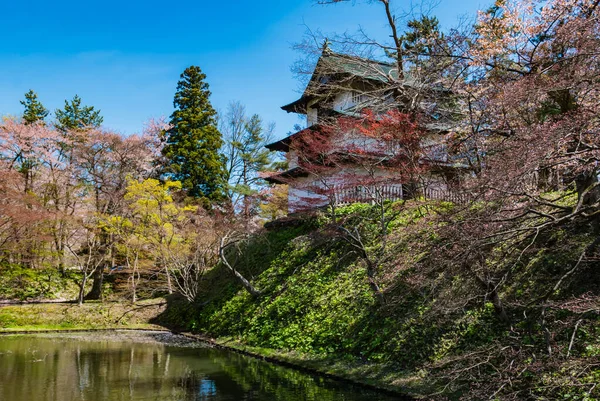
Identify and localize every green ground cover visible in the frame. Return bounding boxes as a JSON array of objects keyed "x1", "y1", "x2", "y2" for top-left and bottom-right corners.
[
  {"x1": 0, "y1": 300, "x2": 166, "y2": 332},
  {"x1": 157, "y1": 200, "x2": 600, "y2": 400}
]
